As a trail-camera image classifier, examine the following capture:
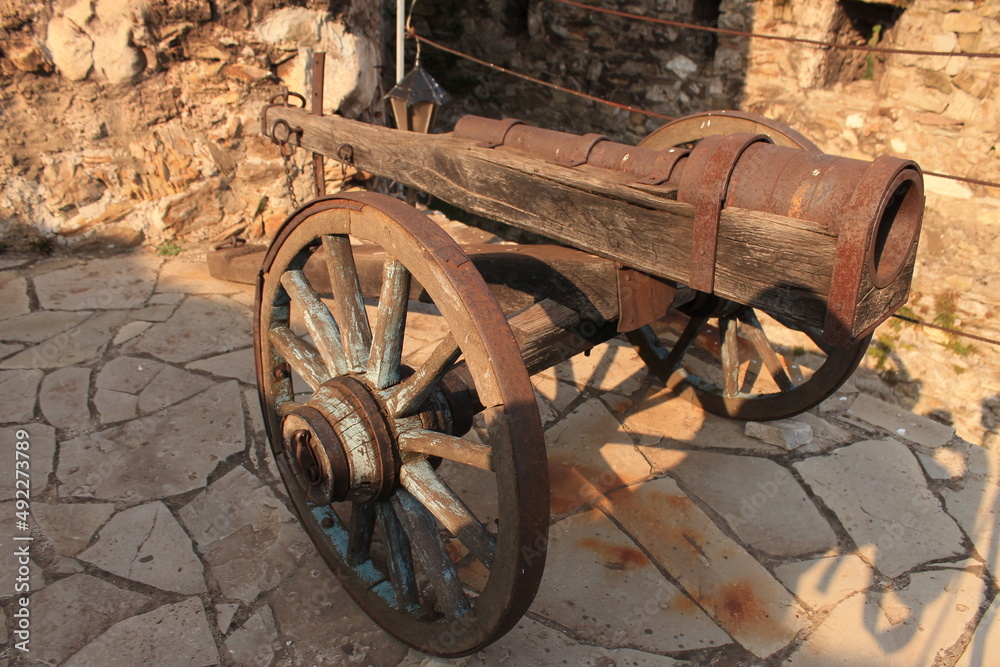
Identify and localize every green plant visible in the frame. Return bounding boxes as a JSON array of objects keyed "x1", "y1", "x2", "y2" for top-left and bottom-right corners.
[
  {"x1": 867, "y1": 334, "x2": 894, "y2": 372},
  {"x1": 863, "y1": 24, "x2": 882, "y2": 81},
  {"x1": 156, "y1": 241, "x2": 184, "y2": 256}
]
